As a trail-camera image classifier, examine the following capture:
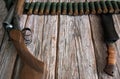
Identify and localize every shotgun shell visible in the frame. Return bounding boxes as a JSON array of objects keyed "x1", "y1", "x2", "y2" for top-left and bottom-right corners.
[
  {"x1": 39, "y1": 2, "x2": 45, "y2": 15},
  {"x1": 62, "y1": 2, "x2": 67, "y2": 15},
  {"x1": 73, "y1": 2, "x2": 79, "y2": 15},
  {"x1": 44, "y1": 2, "x2": 51, "y2": 15},
  {"x1": 67, "y1": 2, "x2": 73, "y2": 15},
  {"x1": 78, "y1": 2, "x2": 84, "y2": 15},
  {"x1": 89, "y1": 2, "x2": 96, "y2": 14},
  {"x1": 27, "y1": 2, "x2": 35, "y2": 15},
  {"x1": 111, "y1": 1, "x2": 120, "y2": 13},
  {"x1": 84, "y1": 2, "x2": 90, "y2": 14},
  {"x1": 56, "y1": 2, "x2": 61, "y2": 14},
  {"x1": 94, "y1": 1, "x2": 102, "y2": 14},
  {"x1": 24, "y1": 2, "x2": 30, "y2": 13},
  {"x1": 33, "y1": 2, "x2": 41, "y2": 14},
  {"x1": 51, "y1": 2, "x2": 57, "y2": 15},
  {"x1": 100, "y1": 1, "x2": 108, "y2": 14},
  {"x1": 105, "y1": 1, "x2": 114, "y2": 13}
]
